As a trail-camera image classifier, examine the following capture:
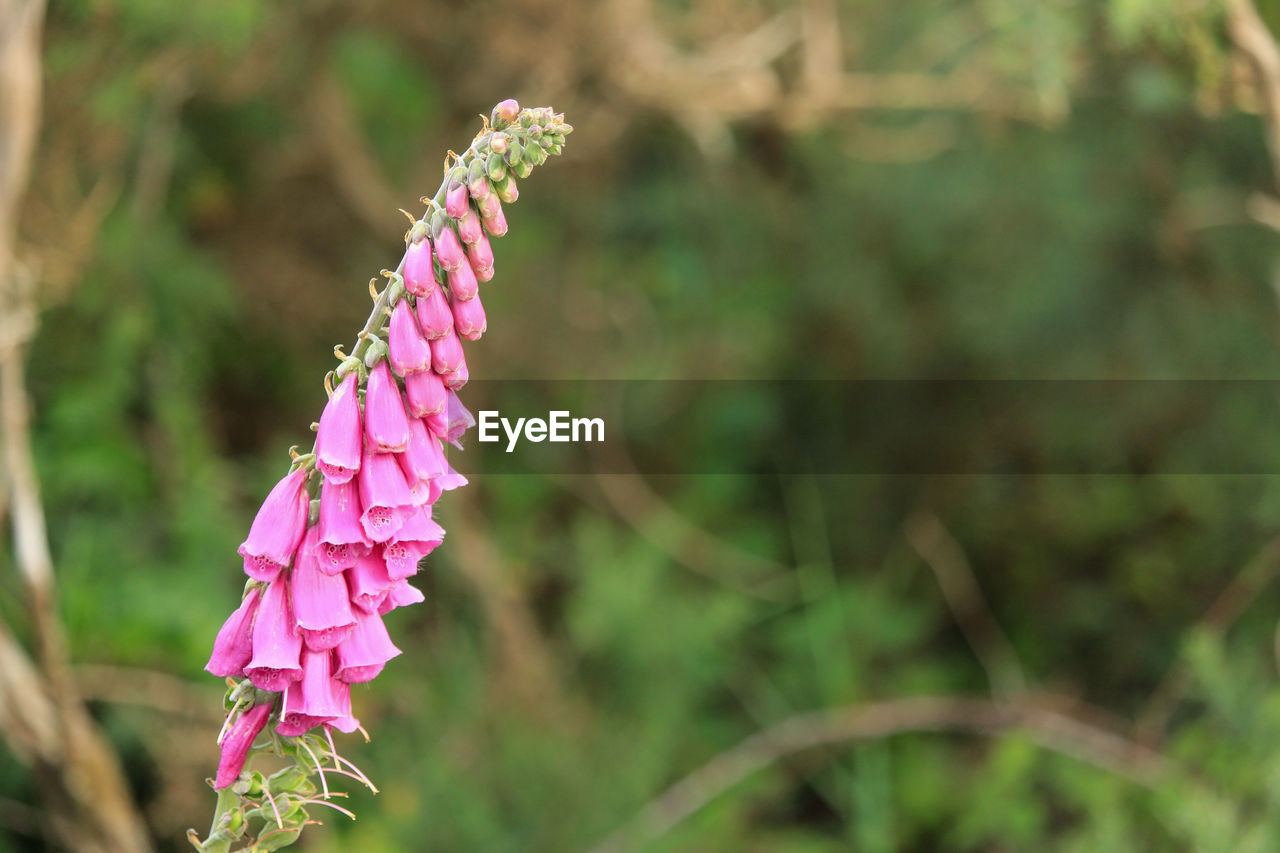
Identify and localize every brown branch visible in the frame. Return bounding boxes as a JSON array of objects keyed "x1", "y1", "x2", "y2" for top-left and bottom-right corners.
[
  {"x1": 905, "y1": 510, "x2": 1027, "y2": 697},
  {"x1": 586, "y1": 695, "x2": 1167, "y2": 853}
]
